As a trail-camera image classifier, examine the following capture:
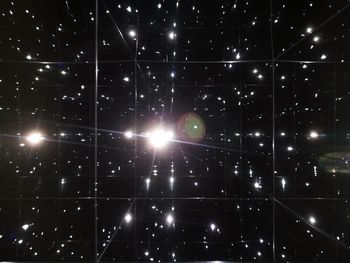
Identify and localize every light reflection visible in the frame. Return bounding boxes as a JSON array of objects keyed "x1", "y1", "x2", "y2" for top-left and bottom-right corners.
[{"x1": 26, "y1": 132, "x2": 44, "y2": 145}]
